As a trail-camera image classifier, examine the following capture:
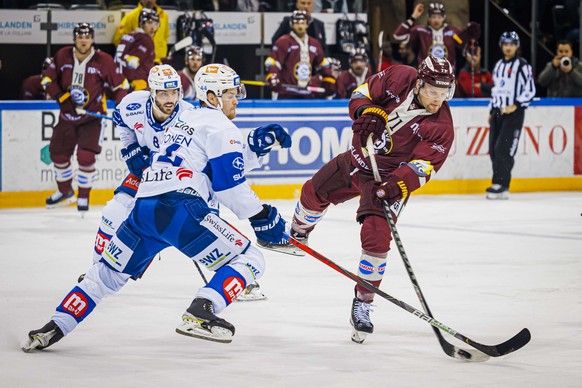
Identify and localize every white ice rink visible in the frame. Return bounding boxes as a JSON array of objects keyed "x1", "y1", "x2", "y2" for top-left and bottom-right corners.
[{"x1": 1, "y1": 192, "x2": 581, "y2": 388}]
